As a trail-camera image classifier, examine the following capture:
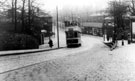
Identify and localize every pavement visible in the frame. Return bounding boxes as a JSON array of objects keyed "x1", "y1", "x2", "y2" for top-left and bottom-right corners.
[
  {"x1": 39, "y1": 28, "x2": 66, "y2": 49},
  {"x1": 0, "y1": 36, "x2": 64, "y2": 56},
  {"x1": 39, "y1": 35, "x2": 66, "y2": 49},
  {"x1": 0, "y1": 29, "x2": 66, "y2": 56}
]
